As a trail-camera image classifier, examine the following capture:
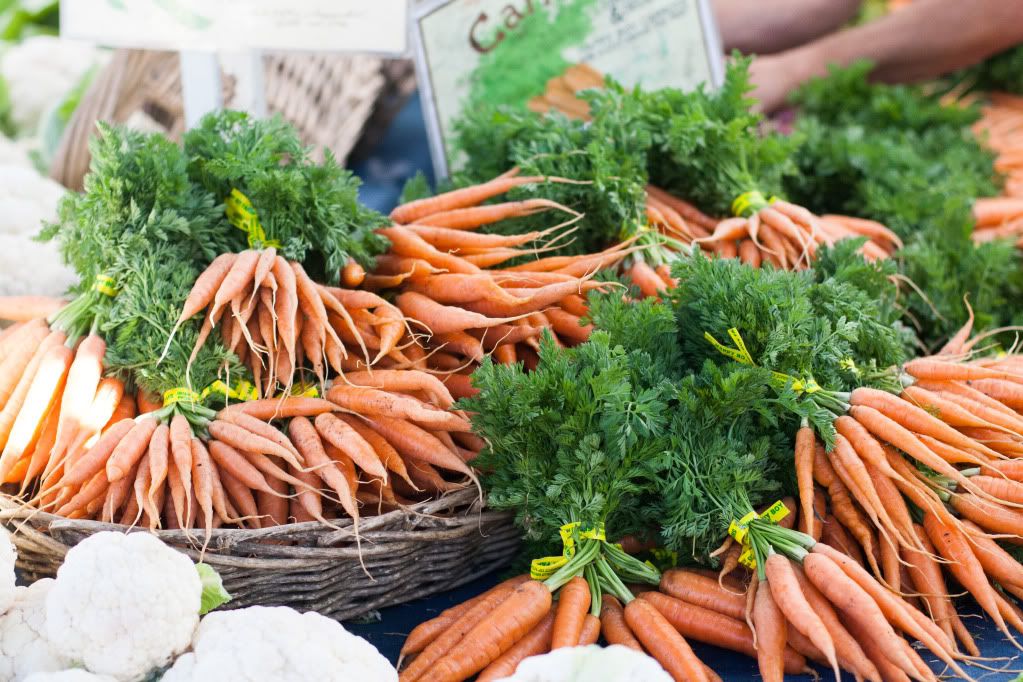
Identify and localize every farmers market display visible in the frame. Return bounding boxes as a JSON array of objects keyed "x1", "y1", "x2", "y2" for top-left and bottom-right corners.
[{"x1": 7, "y1": 47, "x2": 1023, "y2": 682}]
